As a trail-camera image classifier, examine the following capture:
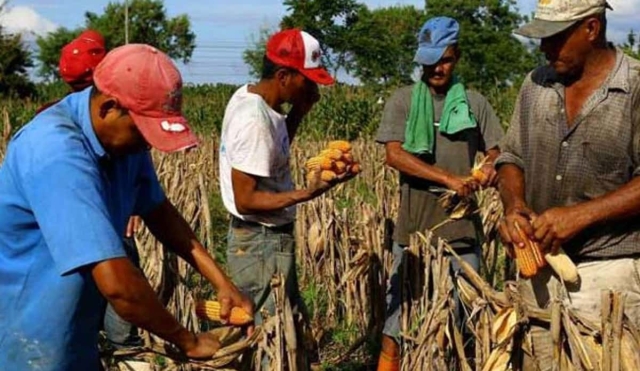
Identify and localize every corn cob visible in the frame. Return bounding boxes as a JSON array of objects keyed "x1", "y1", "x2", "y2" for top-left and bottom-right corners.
[
  {"x1": 350, "y1": 163, "x2": 361, "y2": 174},
  {"x1": 305, "y1": 156, "x2": 333, "y2": 170},
  {"x1": 327, "y1": 140, "x2": 352, "y2": 152},
  {"x1": 195, "y1": 300, "x2": 253, "y2": 325},
  {"x1": 319, "y1": 148, "x2": 343, "y2": 160},
  {"x1": 333, "y1": 161, "x2": 347, "y2": 174},
  {"x1": 545, "y1": 249, "x2": 580, "y2": 284},
  {"x1": 341, "y1": 152, "x2": 354, "y2": 163},
  {"x1": 306, "y1": 170, "x2": 337, "y2": 182},
  {"x1": 513, "y1": 222, "x2": 542, "y2": 278},
  {"x1": 471, "y1": 168, "x2": 487, "y2": 184}
]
